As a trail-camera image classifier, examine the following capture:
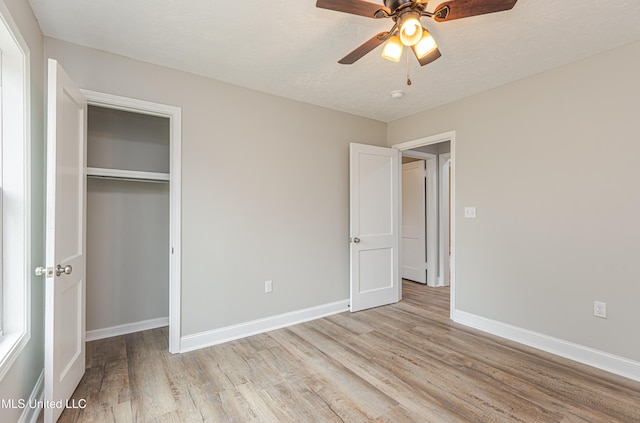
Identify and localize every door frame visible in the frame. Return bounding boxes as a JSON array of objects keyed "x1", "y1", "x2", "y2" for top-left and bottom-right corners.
[
  {"x1": 392, "y1": 130, "x2": 456, "y2": 319},
  {"x1": 438, "y1": 152, "x2": 451, "y2": 287},
  {"x1": 80, "y1": 90, "x2": 182, "y2": 353}
]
